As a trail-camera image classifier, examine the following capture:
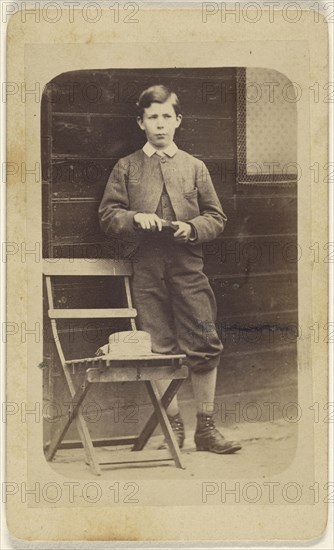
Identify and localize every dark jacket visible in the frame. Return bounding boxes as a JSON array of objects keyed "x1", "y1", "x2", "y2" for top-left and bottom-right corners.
[{"x1": 99, "y1": 148, "x2": 227, "y2": 245}]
